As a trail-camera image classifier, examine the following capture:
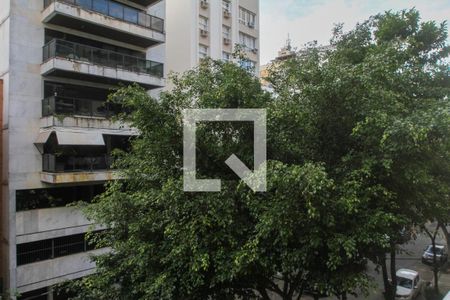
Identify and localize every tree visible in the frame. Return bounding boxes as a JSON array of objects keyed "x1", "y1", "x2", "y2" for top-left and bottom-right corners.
[
  {"x1": 65, "y1": 9, "x2": 449, "y2": 300},
  {"x1": 268, "y1": 8, "x2": 450, "y2": 300},
  {"x1": 66, "y1": 56, "x2": 373, "y2": 300}
]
